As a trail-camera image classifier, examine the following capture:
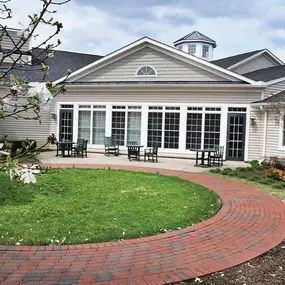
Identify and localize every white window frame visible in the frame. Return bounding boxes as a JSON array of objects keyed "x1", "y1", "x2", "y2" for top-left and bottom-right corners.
[
  {"x1": 202, "y1": 45, "x2": 209, "y2": 58},
  {"x1": 135, "y1": 65, "x2": 157, "y2": 77},
  {"x1": 188, "y1": 44, "x2": 196, "y2": 55},
  {"x1": 278, "y1": 113, "x2": 285, "y2": 150}
]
